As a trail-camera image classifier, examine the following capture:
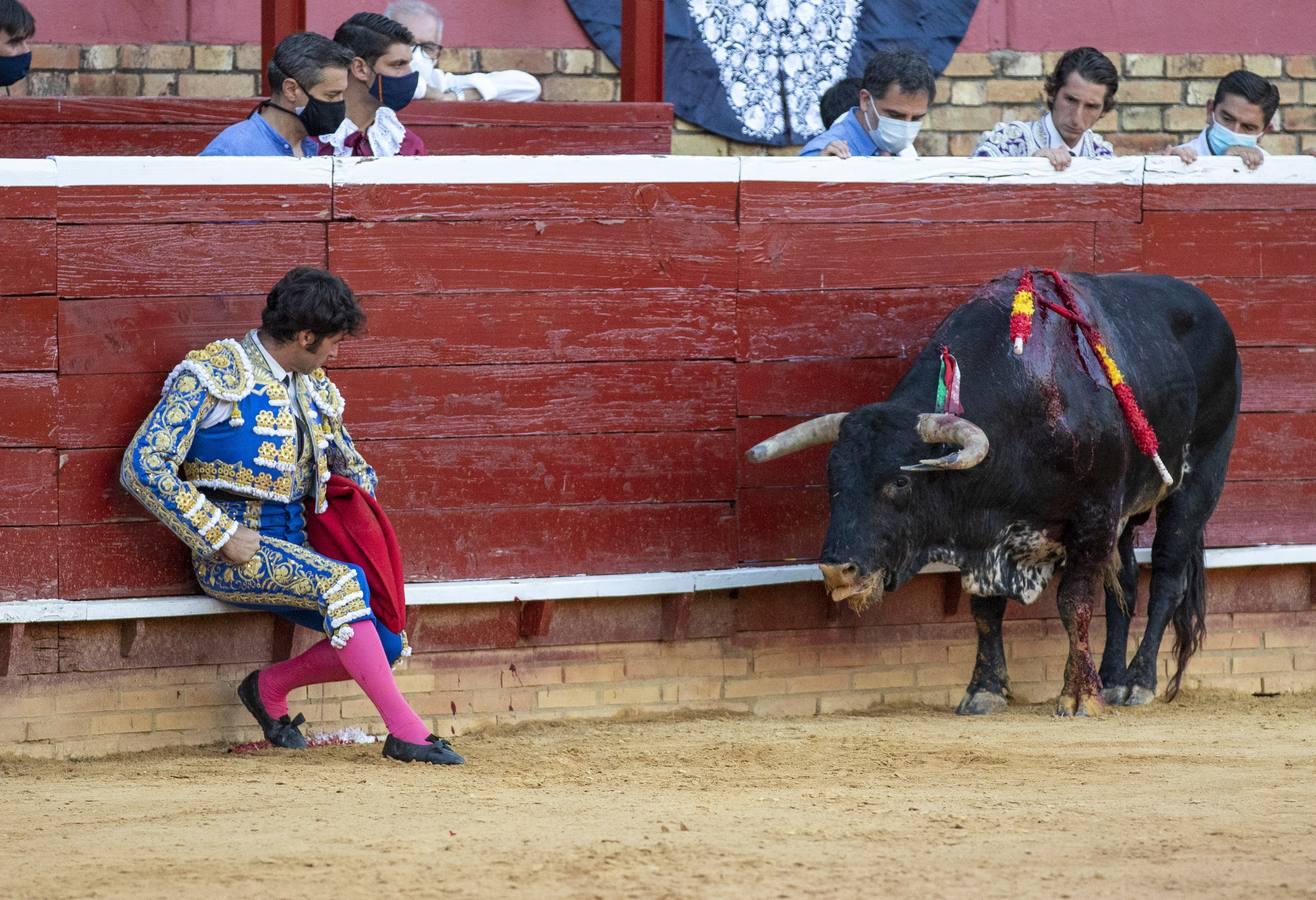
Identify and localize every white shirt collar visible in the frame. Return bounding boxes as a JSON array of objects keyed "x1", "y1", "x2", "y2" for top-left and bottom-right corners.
[
  {"x1": 250, "y1": 329, "x2": 291, "y2": 383},
  {"x1": 1043, "y1": 113, "x2": 1081, "y2": 153}
]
